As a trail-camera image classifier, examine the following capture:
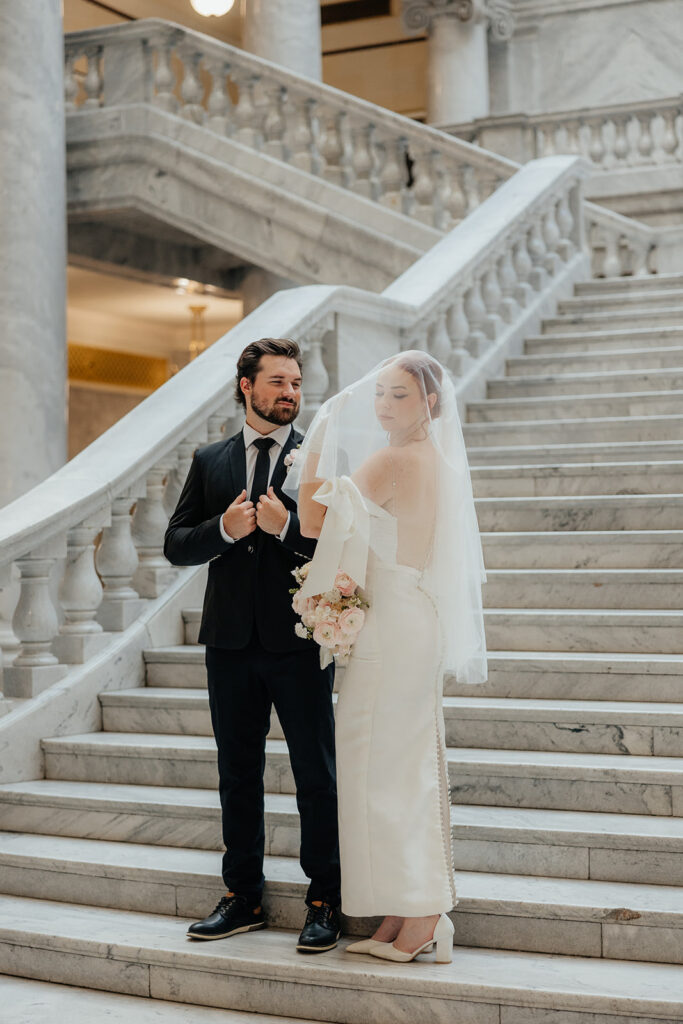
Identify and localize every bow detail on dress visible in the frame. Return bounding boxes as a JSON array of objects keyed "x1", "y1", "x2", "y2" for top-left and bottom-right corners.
[{"x1": 300, "y1": 476, "x2": 370, "y2": 599}]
